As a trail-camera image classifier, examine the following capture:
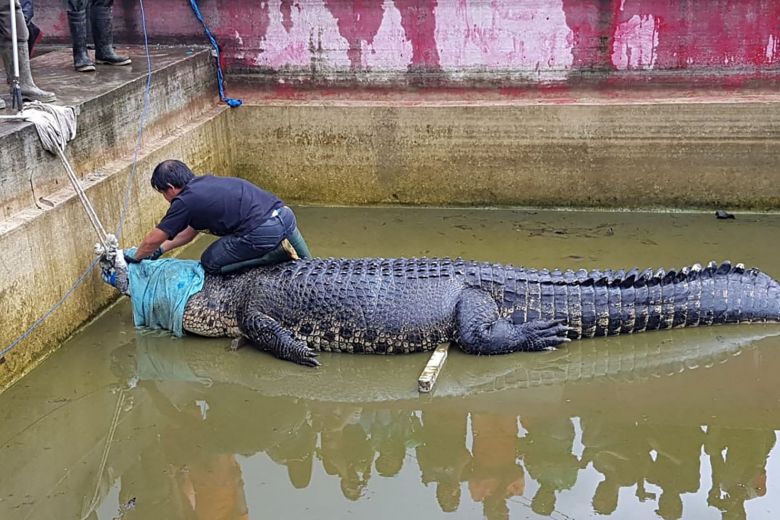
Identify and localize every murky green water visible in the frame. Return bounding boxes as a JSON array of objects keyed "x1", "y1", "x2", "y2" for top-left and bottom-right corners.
[{"x1": 2, "y1": 206, "x2": 780, "y2": 520}]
